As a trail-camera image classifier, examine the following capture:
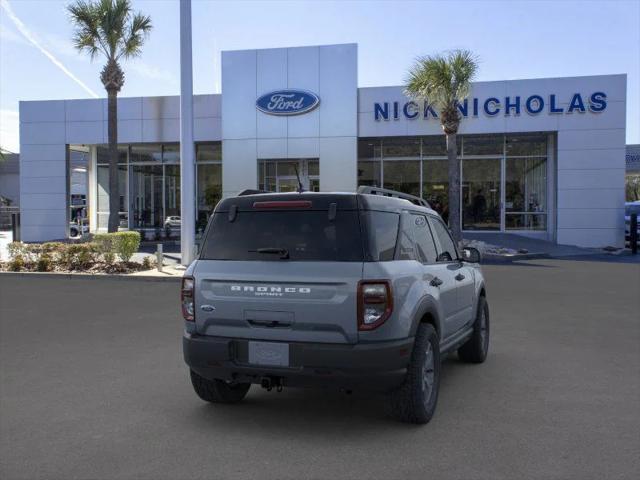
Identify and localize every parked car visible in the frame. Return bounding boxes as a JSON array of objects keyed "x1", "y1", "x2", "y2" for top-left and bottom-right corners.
[
  {"x1": 164, "y1": 216, "x2": 181, "y2": 229},
  {"x1": 625, "y1": 201, "x2": 640, "y2": 244},
  {"x1": 181, "y1": 187, "x2": 489, "y2": 424}
]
